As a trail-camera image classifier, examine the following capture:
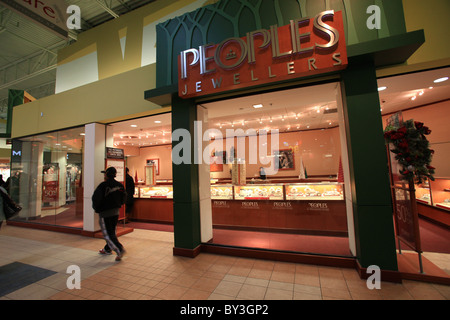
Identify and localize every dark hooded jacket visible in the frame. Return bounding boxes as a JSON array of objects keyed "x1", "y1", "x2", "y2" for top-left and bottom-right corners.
[{"x1": 92, "y1": 177, "x2": 126, "y2": 217}]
